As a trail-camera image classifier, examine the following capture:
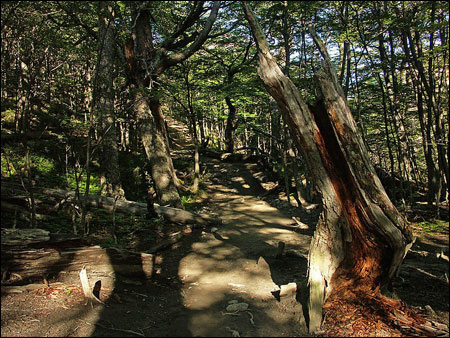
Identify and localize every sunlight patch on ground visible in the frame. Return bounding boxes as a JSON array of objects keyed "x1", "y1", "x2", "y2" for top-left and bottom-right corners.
[
  {"x1": 190, "y1": 240, "x2": 242, "y2": 260},
  {"x1": 182, "y1": 283, "x2": 229, "y2": 310}
]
